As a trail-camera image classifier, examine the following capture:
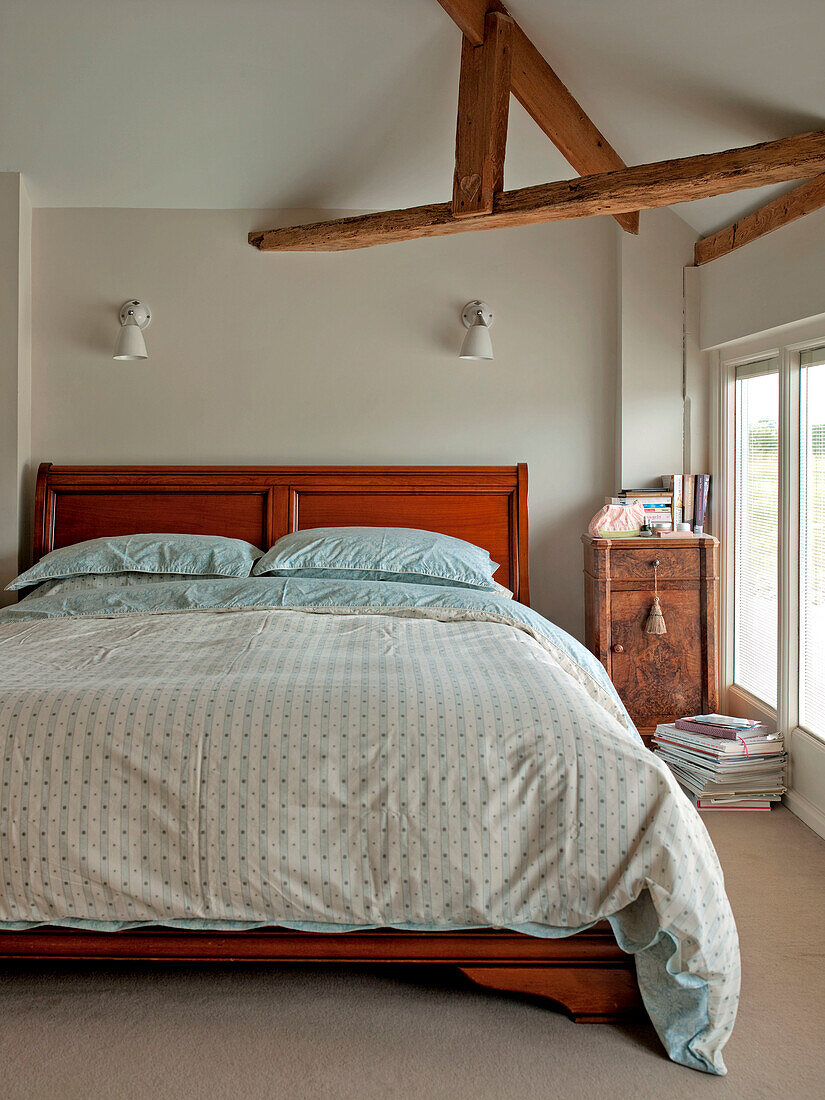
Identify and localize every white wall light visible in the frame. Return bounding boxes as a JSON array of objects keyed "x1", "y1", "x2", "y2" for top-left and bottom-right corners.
[
  {"x1": 459, "y1": 300, "x2": 494, "y2": 360},
  {"x1": 114, "y1": 300, "x2": 151, "y2": 361}
]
